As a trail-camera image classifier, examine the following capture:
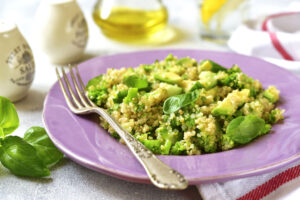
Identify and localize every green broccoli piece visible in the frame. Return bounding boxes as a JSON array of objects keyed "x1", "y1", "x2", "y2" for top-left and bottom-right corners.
[
  {"x1": 87, "y1": 88, "x2": 108, "y2": 106},
  {"x1": 268, "y1": 109, "x2": 284, "y2": 124},
  {"x1": 263, "y1": 86, "x2": 280, "y2": 103},
  {"x1": 156, "y1": 127, "x2": 183, "y2": 155},
  {"x1": 113, "y1": 90, "x2": 128, "y2": 103},
  {"x1": 170, "y1": 141, "x2": 187, "y2": 155},
  {"x1": 142, "y1": 140, "x2": 162, "y2": 154},
  {"x1": 123, "y1": 88, "x2": 138, "y2": 104},
  {"x1": 143, "y1": 64, "x2": 154, "y2": 72}
]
